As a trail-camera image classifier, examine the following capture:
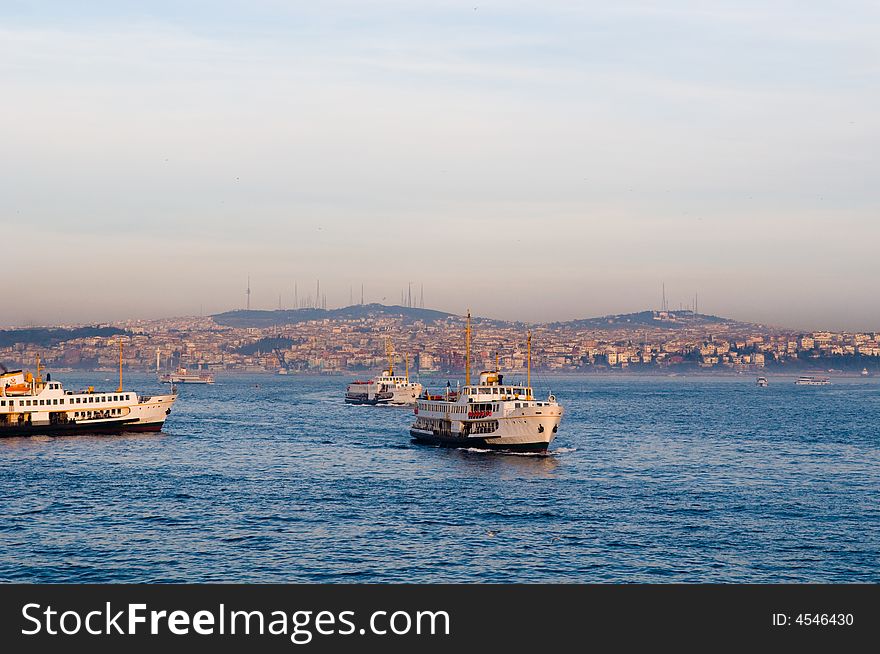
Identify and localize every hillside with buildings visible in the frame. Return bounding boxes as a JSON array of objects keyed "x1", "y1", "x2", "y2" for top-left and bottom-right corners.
[{"x1": 1, "y1": 306, "x2": 878, "y2": 375}]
